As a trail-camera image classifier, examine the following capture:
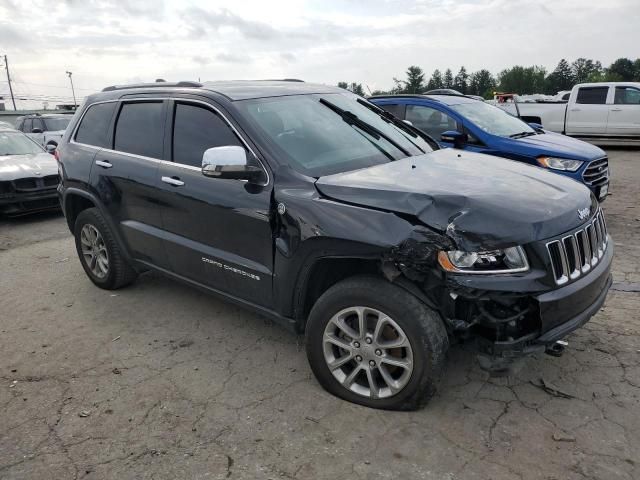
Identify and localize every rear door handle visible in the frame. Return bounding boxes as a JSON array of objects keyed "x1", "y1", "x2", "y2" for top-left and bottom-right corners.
[
  {"x1": 611, "y1": 108, "x2": 622, "y2": 112},
  {"x1": 570, "y1": 108, "x2": 581, "y2": 112},
  {"x1": 95, "y1": 160, "x2": 112, "y2": 169},
  {"x1": 161, "y1": 176, "x2": 185, "y2": 187}
]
